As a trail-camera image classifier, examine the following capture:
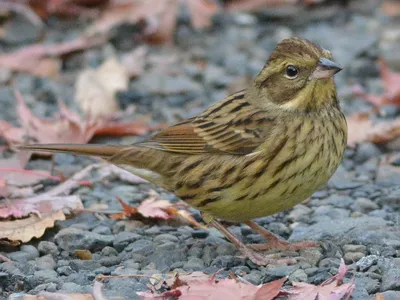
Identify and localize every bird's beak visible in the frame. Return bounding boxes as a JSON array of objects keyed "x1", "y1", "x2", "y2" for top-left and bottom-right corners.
[{"x1": 310, "y1": 57, "x2": 343, "y2": 80}]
